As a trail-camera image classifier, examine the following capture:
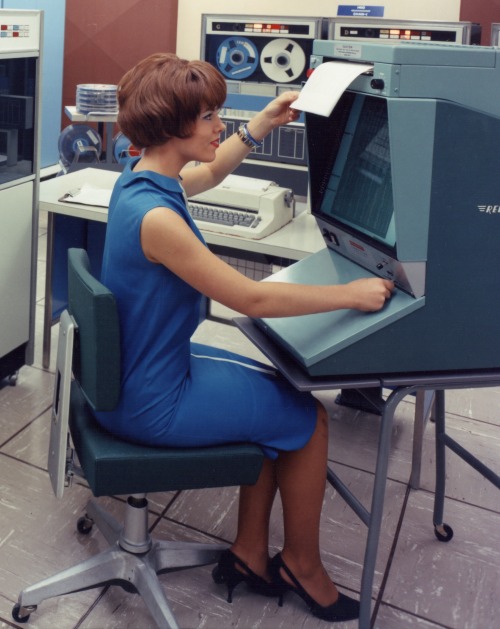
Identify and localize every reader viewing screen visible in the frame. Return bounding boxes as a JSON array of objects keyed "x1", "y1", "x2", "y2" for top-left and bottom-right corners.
[{"x1": 308, "y1": 93, "x2": 396, "y2": 250}]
